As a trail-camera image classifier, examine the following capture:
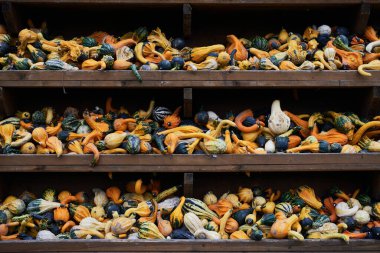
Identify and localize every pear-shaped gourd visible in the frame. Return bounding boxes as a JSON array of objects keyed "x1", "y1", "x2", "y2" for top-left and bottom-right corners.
[{"x1": 268, "y1": 100, "x2": 290, "y2": 135}]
